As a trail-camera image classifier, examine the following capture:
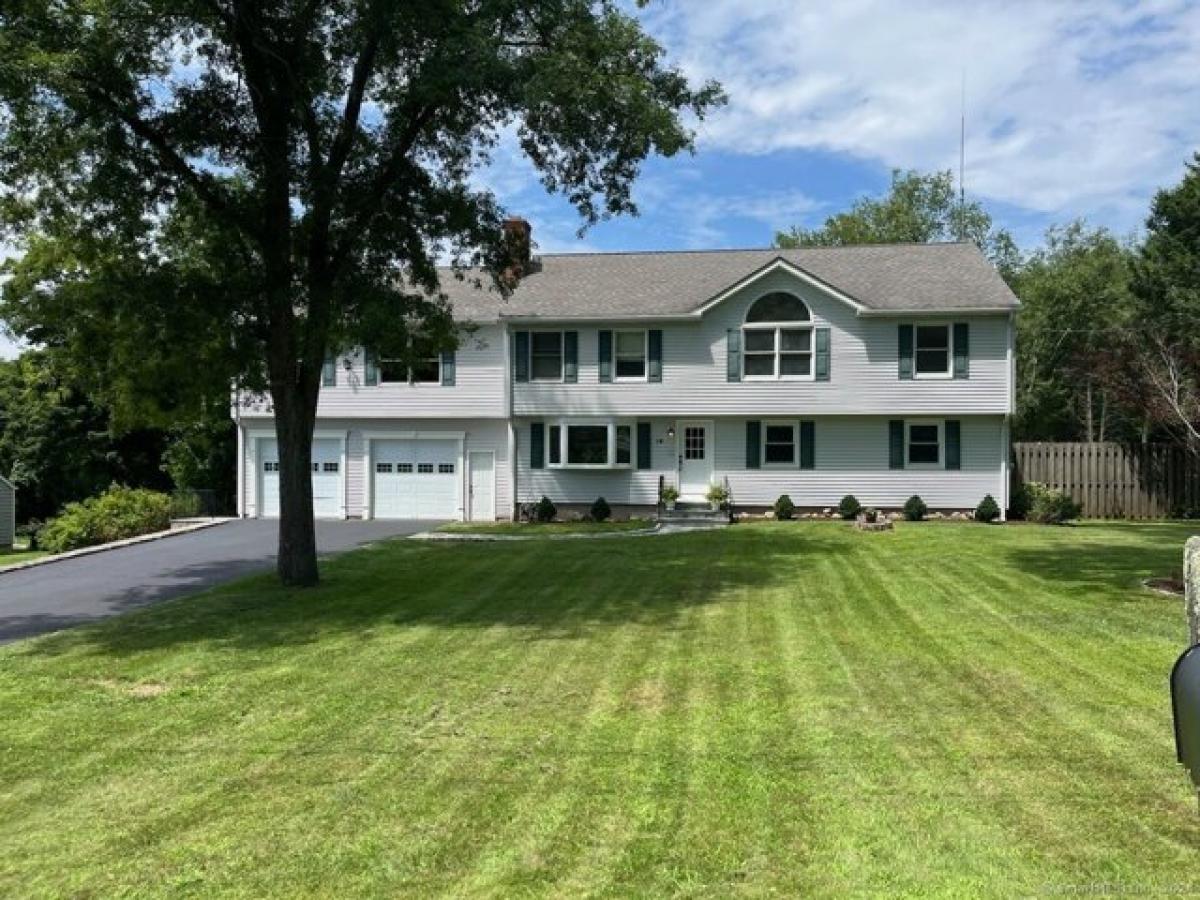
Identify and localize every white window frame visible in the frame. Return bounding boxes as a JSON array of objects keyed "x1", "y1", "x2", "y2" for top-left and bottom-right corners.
[
  {"x1": 529, "y1": 330, "x2": 565, "y2": 383},
  {"x1": 906, "y1": 419, "x2": 944, "y2": 468},
  {"x1": 546, "y1": 419, "x2": 635, "y2": 470},
  {"x1": 741, "y1": 292, "x2": 815, "y2": 382},
  {"x1": 762, "y1": 420, "x2": 799, "y2": 468},
  {"x1": 913, "y1": 324, "x2": 954, "y2": 380},
  {"x1": 379, "y1": 355, "x2": 441, "y2": 385},
  {"x1": 612, "y1": 329, "x2": 649, "y2": 383}
]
